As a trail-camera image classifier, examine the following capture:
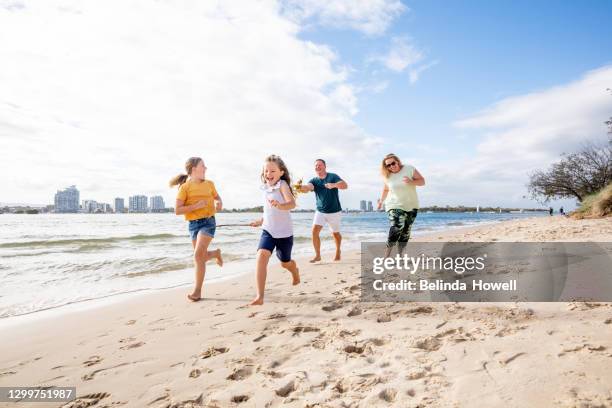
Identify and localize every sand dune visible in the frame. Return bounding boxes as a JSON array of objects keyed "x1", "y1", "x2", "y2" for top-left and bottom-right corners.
[{"x1": 0, "y1": 216, "x2": 611, "y2": 407}]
